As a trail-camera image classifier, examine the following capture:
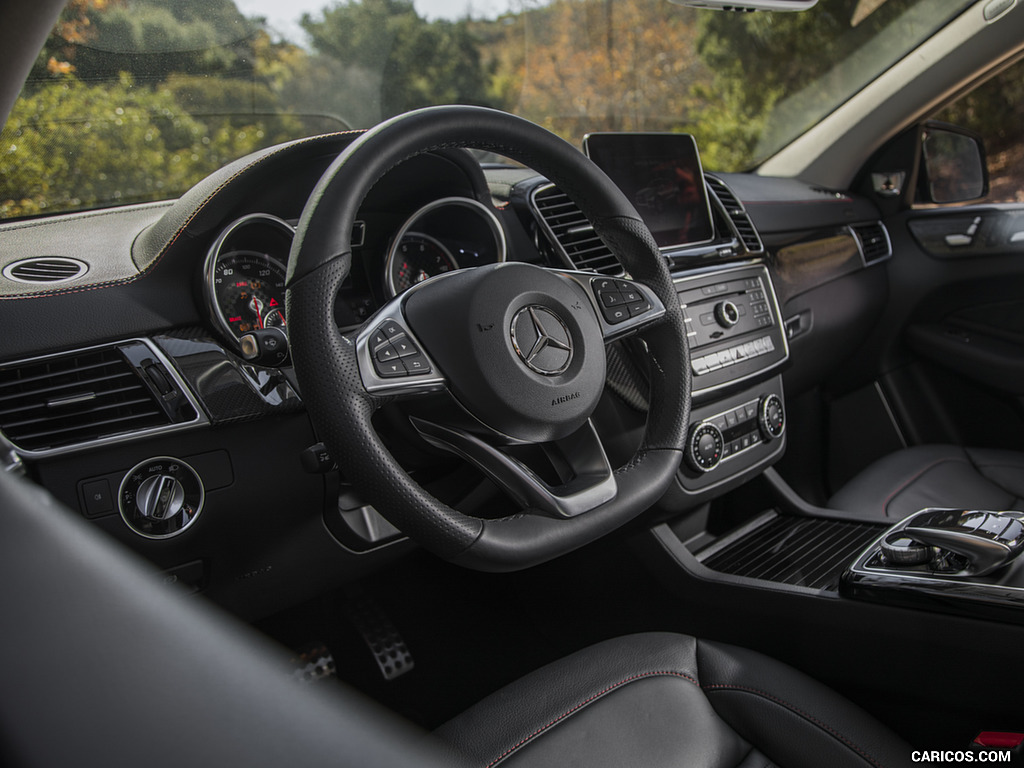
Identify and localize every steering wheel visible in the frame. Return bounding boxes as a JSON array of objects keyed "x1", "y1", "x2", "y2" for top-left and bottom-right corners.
[{"x1": 285, "y1": 106, "x2": 690, "y2": 572}]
